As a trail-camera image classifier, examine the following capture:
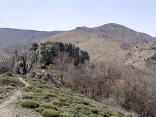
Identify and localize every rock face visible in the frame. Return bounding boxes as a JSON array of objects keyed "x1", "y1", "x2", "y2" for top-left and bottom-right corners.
[
  {"x1": 14, "y1": 41, "x2": 90, "y2": 75},
  {"x1": 125, "y1": 41, "x2": 156, "y2": 74}
]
